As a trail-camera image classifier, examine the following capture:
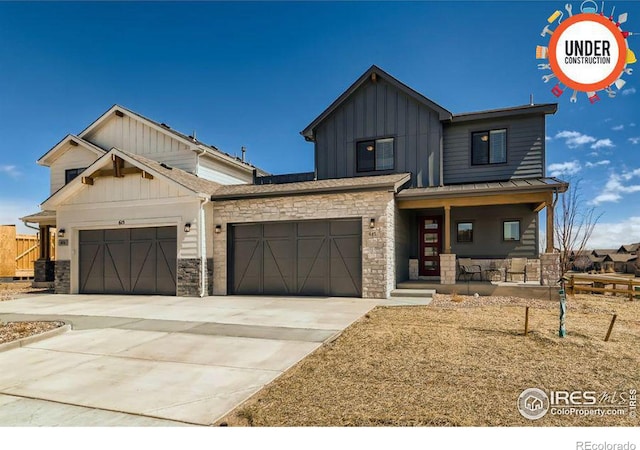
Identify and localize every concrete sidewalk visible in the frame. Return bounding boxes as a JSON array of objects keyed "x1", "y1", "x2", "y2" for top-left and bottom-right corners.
[{"x1": 0, "y1": 294, "x2": 379, "y2": 426}]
